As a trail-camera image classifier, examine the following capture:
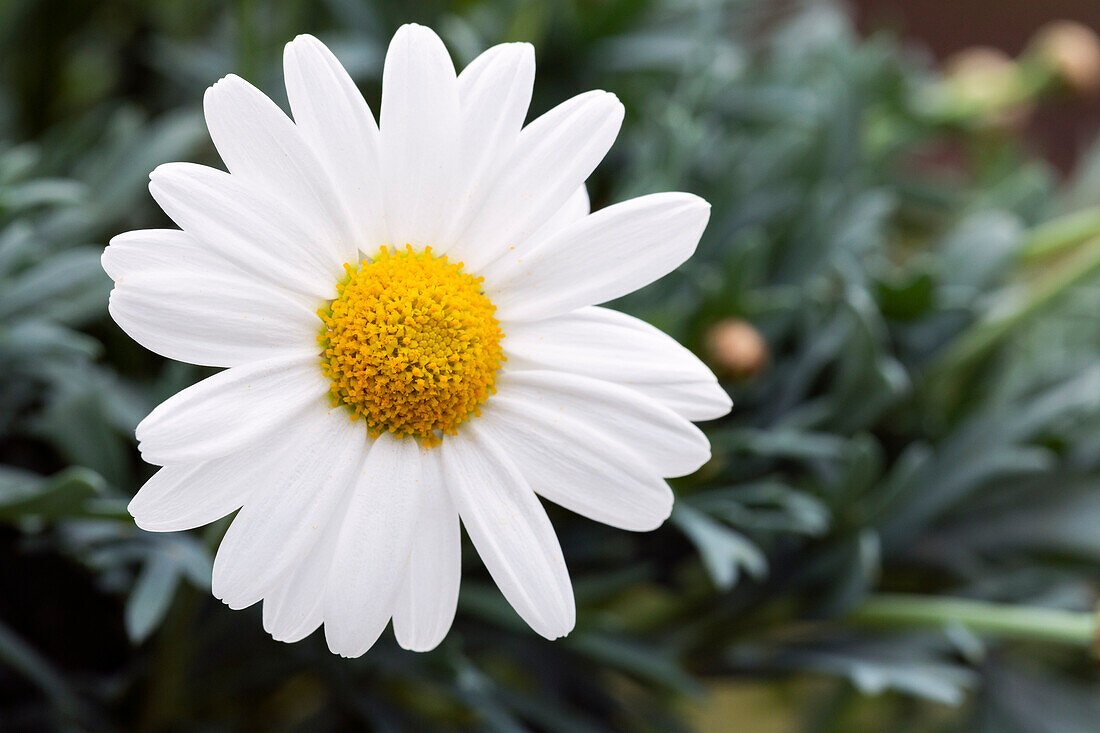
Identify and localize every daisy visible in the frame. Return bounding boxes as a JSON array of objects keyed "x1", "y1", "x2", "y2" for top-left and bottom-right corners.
[{"x1": 103, "y1": 24, "x2": 730, "y2": 657}]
